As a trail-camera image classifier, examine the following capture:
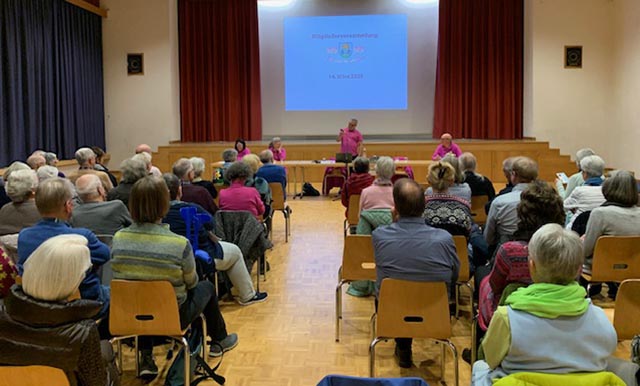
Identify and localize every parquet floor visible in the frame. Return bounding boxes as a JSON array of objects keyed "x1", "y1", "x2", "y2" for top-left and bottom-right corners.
[{"x1": 120, "y1": 194, "x2": 632, "y2": 386}]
